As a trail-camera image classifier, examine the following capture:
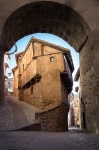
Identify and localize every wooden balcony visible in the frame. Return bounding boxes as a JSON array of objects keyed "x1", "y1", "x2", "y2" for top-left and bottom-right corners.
[
  {"x1": 23, "y1": 74, "x2": 42, "y2": 89},
  {"x1": 60, "y1": 71, "x2": 73, "y2": 93}
]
